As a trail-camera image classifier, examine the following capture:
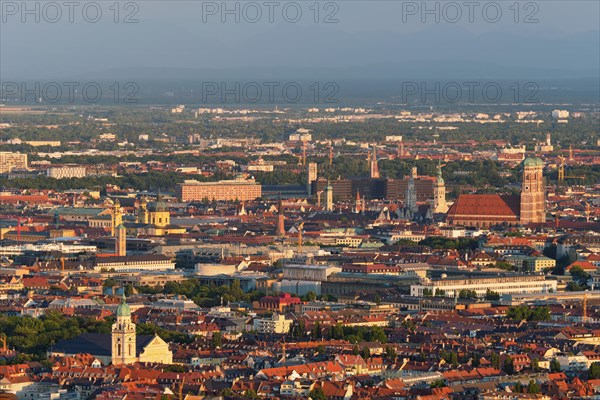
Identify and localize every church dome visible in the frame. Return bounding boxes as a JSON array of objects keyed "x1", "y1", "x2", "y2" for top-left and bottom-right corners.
[
  {"x1": 148, "y1": 195, "x2": 168, "y2": 212},
  {"x1": 523, "y1": 157, "x2": 544, "y2": 167},
  {"x1": 116, "y1": 294, "x2": 131, "y2": 317}
]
